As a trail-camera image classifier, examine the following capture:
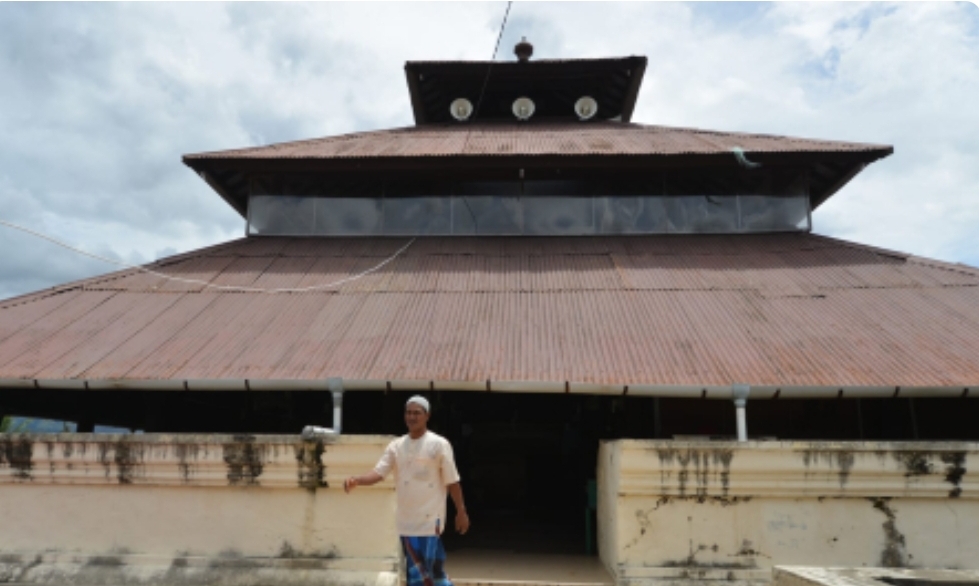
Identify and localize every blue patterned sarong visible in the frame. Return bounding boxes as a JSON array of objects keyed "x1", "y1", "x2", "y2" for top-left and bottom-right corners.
[{"x1": 401, "y1": 535, "x2": 453, "y2": 586}]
